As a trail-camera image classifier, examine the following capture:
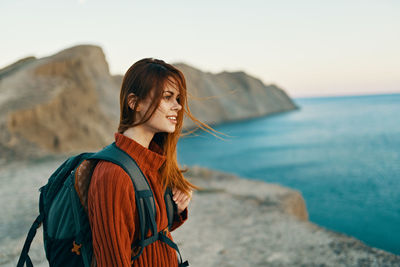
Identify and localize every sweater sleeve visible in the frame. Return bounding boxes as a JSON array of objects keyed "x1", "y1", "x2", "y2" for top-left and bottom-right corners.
[
  {"x1": 170, "y1": 207, "x2": 188, "y2": 232},
  {"x1": 88, "y1": 161, "x2": 136, "y2": 267}
]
